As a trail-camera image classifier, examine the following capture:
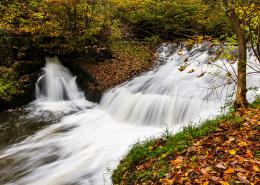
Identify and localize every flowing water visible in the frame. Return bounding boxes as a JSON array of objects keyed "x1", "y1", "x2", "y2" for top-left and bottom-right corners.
[
  {"x1": 36, "y1": 56, "x2": 85, "y2": 101},
  {"x1": 0, "y1": 44, "x2": 259, "y2": 185}
]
